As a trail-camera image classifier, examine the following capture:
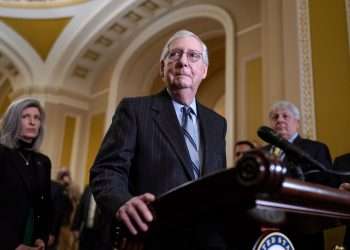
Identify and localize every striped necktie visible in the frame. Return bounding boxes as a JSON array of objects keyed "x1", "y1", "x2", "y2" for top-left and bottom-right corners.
[{"x1": 182, "y1": 106, "x2": 200, "y2": 178}]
